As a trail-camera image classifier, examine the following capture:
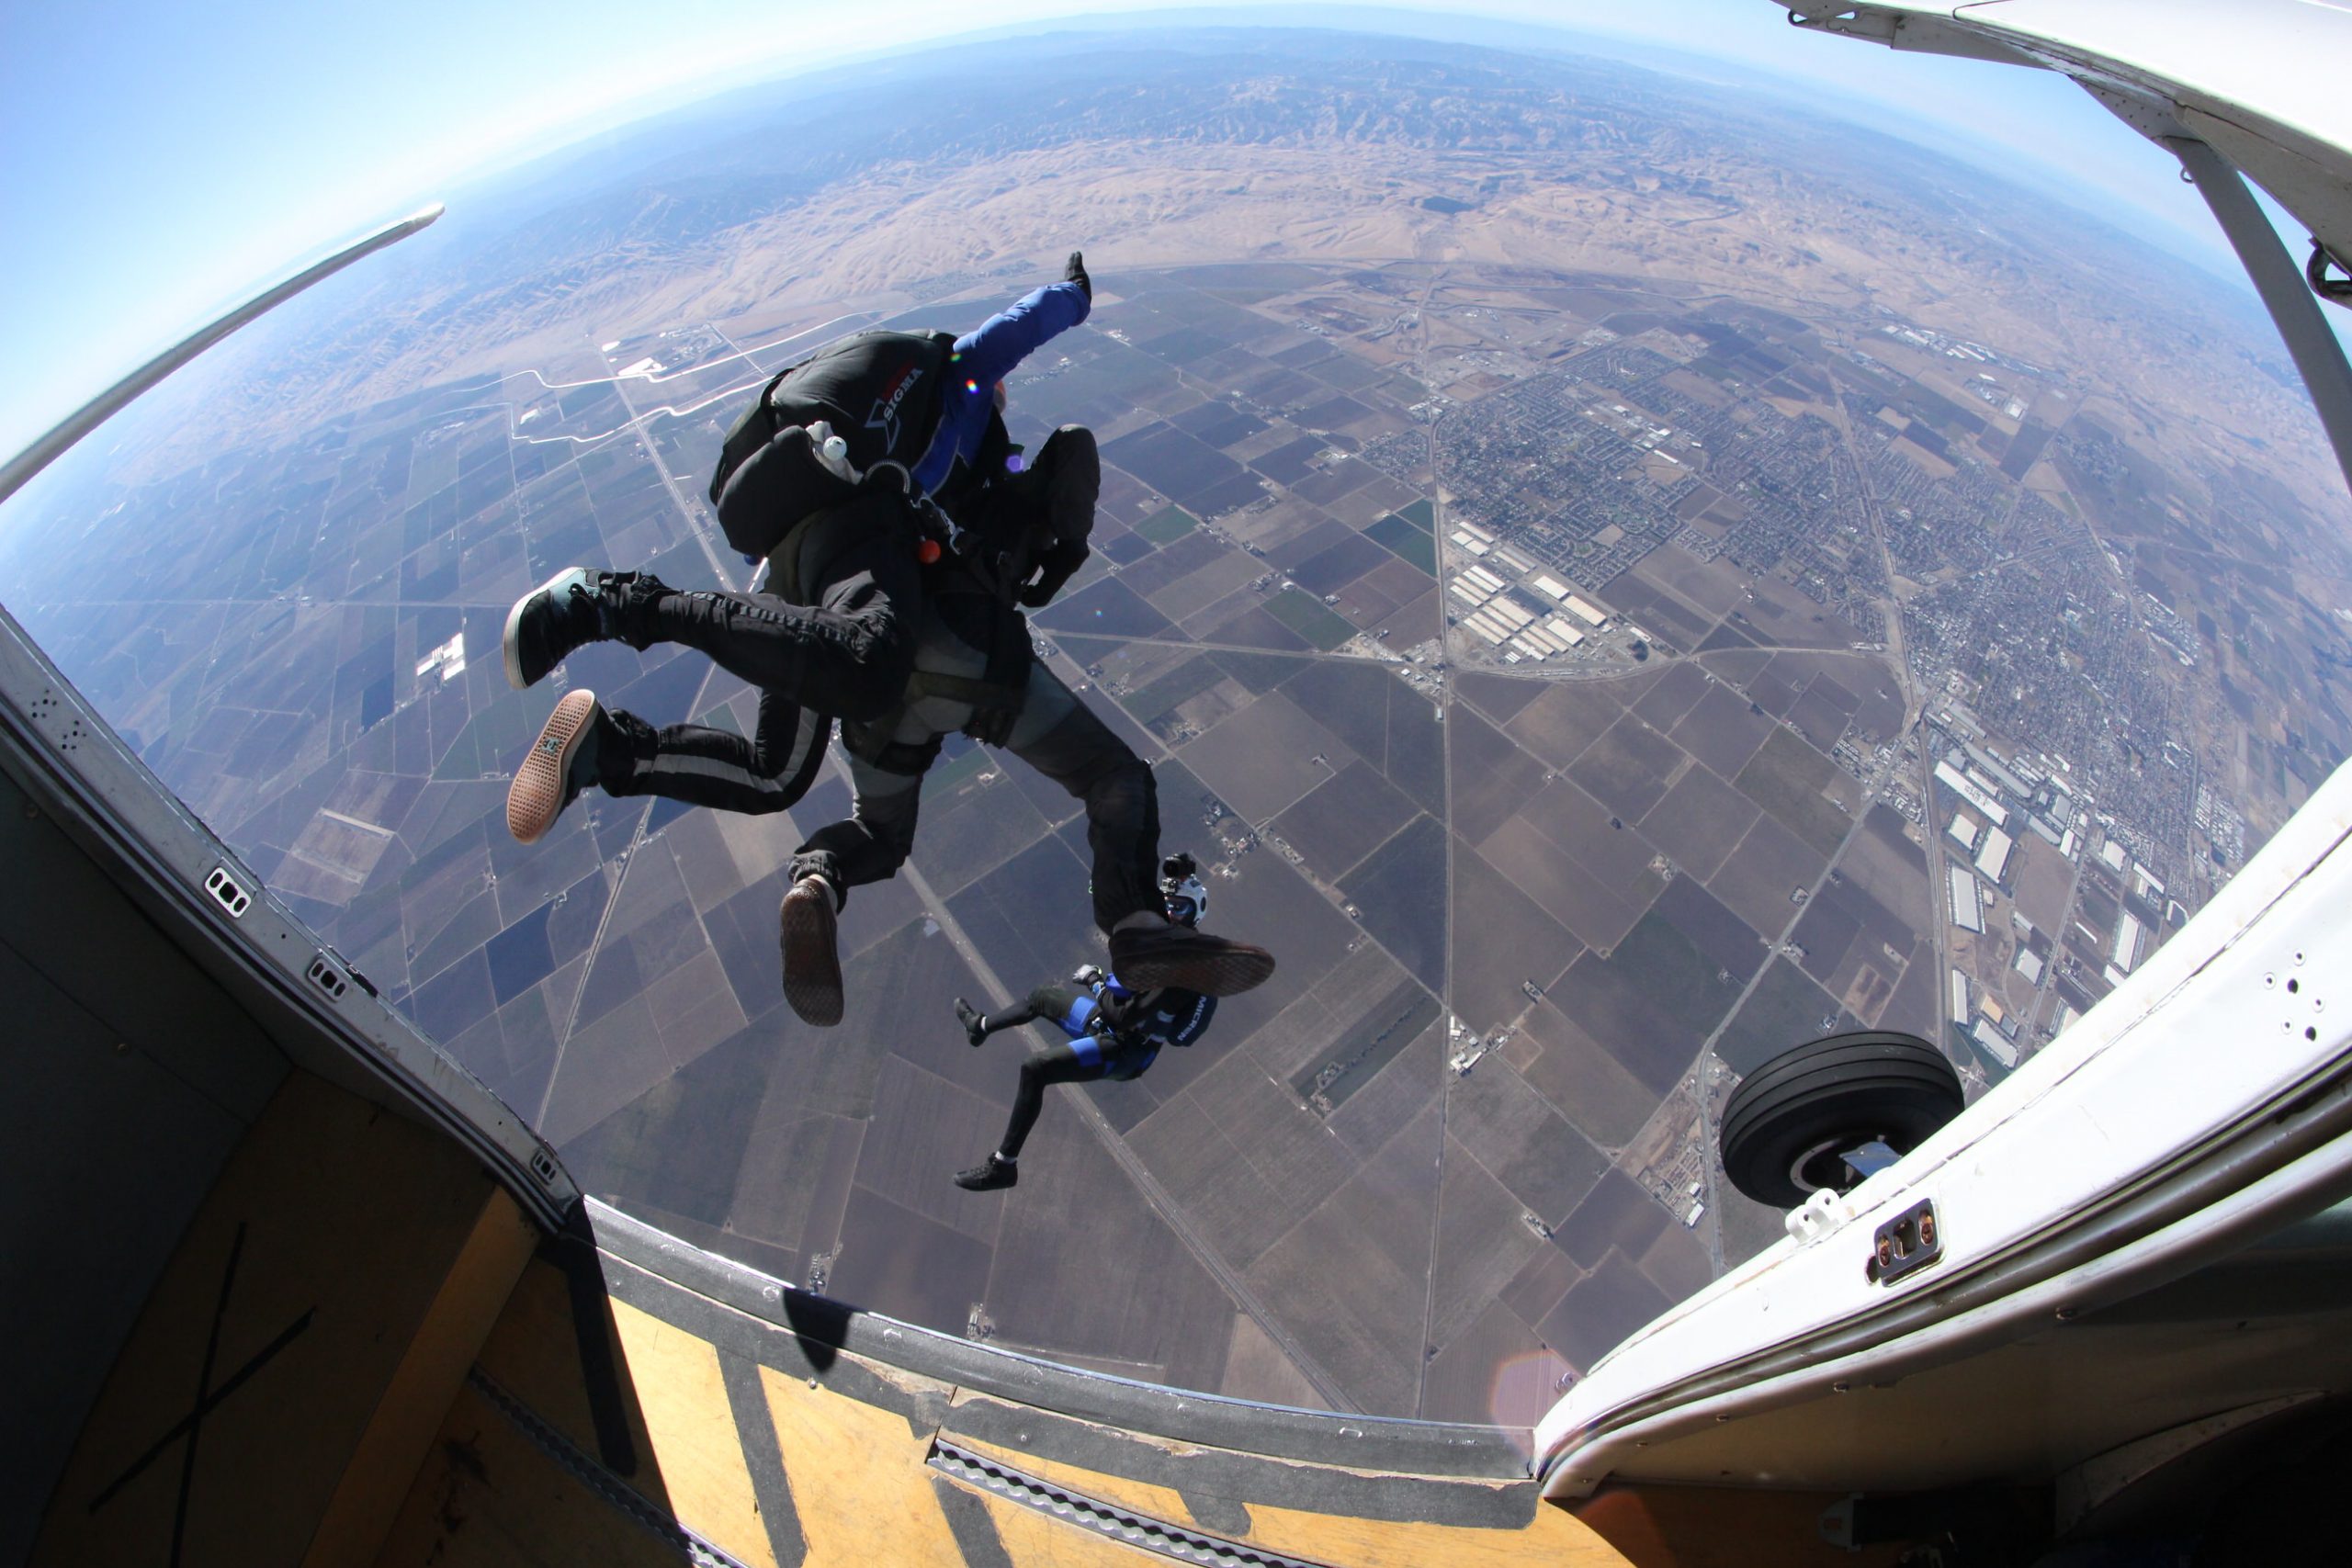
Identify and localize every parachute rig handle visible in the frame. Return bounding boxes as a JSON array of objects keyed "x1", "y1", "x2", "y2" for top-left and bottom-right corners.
[{"x1": 805, "y1": 420, "x2": 948, "y2": 563}]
